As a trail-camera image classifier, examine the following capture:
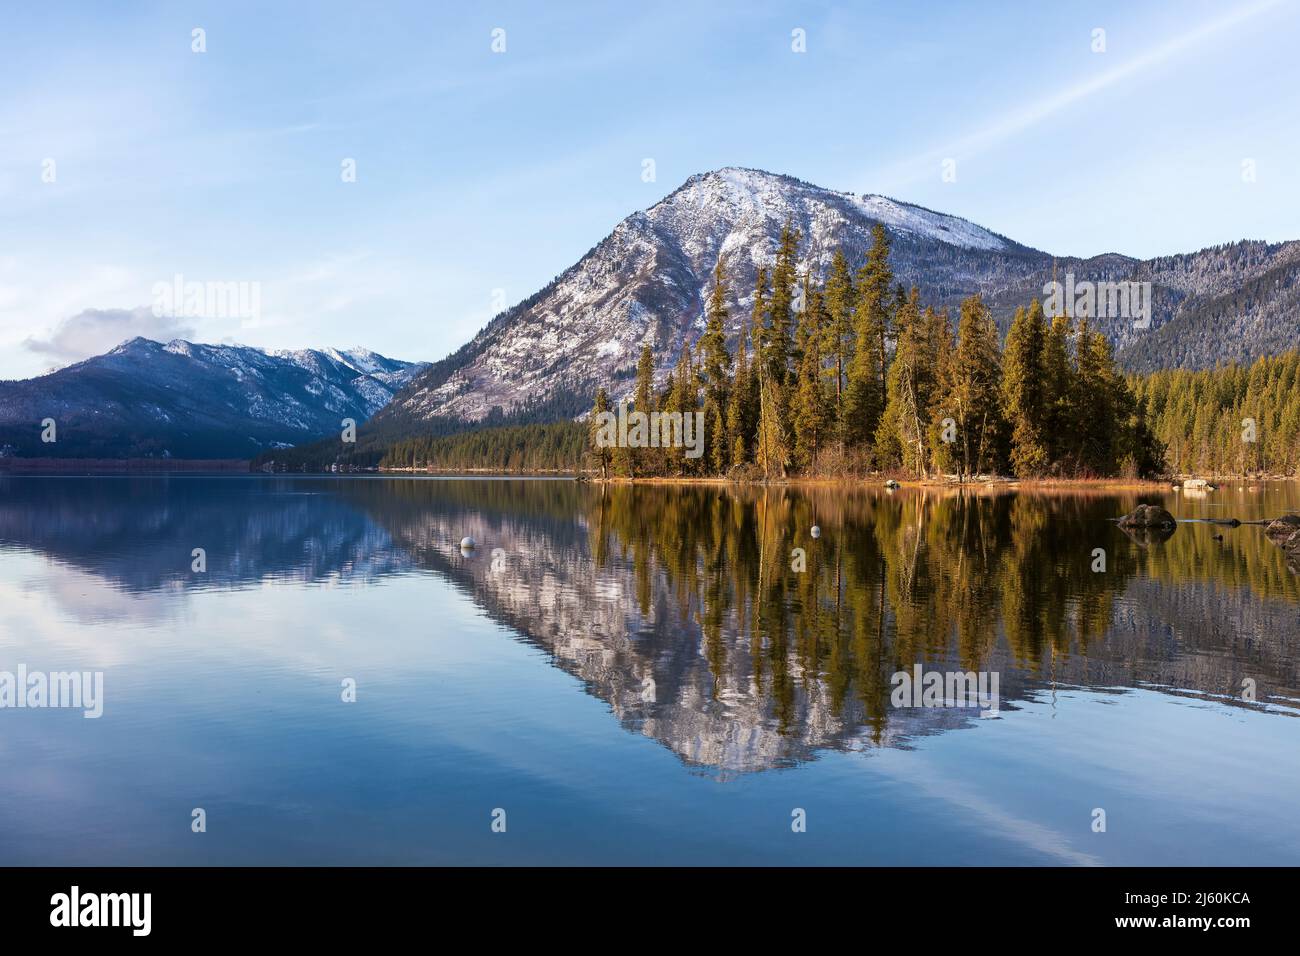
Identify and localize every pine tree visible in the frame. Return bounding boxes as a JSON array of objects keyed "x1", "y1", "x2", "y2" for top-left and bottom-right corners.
[
  {"x1": 666, "y1": 346, "x2": 698, "y2": 475},
  {"x1": 940, "y1": 294, "x2": 1003, "y2": 480},
  {"x1": 927, "y1": 308, "x2": 958, "y2": 474},
  {"x1": 1001, "y1": 299, "x2": 1050, "y2": 477},
  {"x1": 877, "y1": 288, "x2": 940, "y2": 476},
  {"x1": 727, "y1": 316, "x2": 756, "y2": 470},
  {"x1": 611, "y1": 394, "x2": 633, "y2": 478},
  {"x1": 588, "y1": 386, "x2": 612, "y2": 480},
  {"x1": 822, "y1": 248, "x2": 855, "y2": 454},
  {"x1": 844, "y1": 224, "x2": 893, "y2": 452},
  {"x1": 1042, "y1": 312, "x2": 1074, "y2": 471},
  {"x1": 792, "y1": 276, "x2": 831, "y2": 469},
  {"x1": 698, "y1": 260, "x2": 732, "y2": 470},
  {"x1": 633, "y1": 342, "x2": 657, "y2": 477},
  {"x1": 1073, "y1": 319, "x2": 1116, "y2": 475},
  {"x1": 755, "y1": 371, "x2": 789, "y2": 480},
  {"x1": 749, "y1": 256, "x2": 787, "y2": 479},
  {"x1": 704, "y1": 392, "x2": 727, "y2": 474},
  {"x1": 758, "y1": 223, "x2": 799, "y2": 388}
]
